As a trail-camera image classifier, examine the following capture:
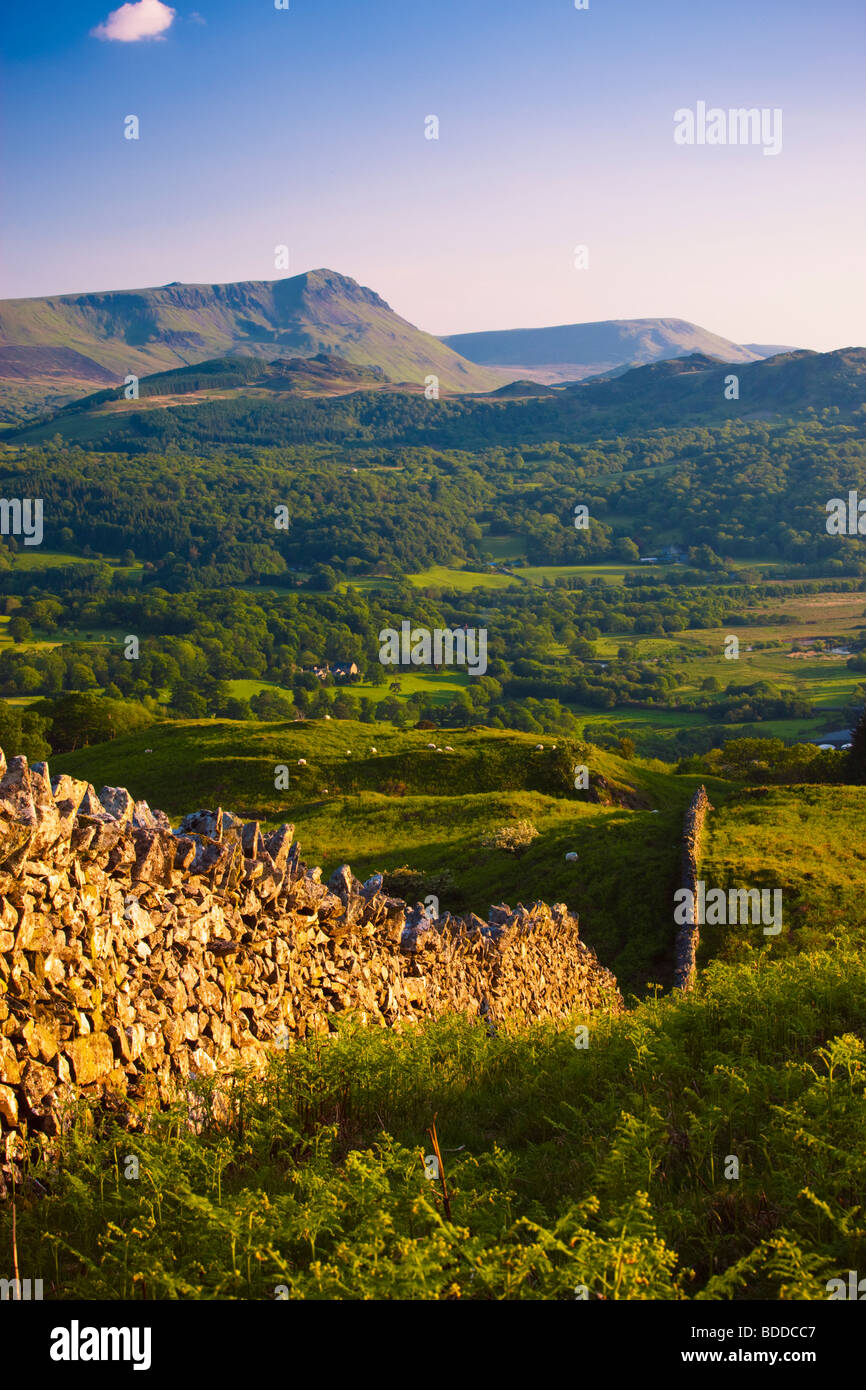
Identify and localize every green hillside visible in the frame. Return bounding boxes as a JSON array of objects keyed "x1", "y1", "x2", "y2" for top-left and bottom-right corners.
[
  {"x1": 50, "y1": 718, "x2": 721, "y2": 992},
  {"x1": 0, "y1": 269, "x2": 505, "y2": 418},
  {"x1": 7, "y1": 736, "x2": 866, "y2": 1301},
  {"x1": 441, "y1": 315, "x2": 766, "y2": 382}
]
